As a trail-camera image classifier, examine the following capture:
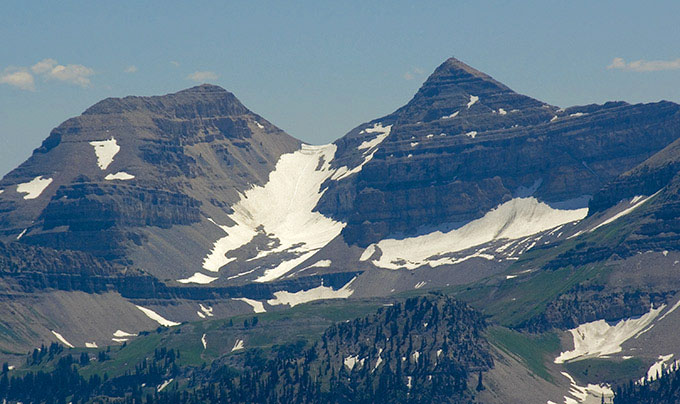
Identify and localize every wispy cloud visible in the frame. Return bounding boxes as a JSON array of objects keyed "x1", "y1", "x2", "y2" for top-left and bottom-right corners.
[
  {"x1": 2, "y1": 59, "x2": 95, "y2": 91},
  {"x1": 124, "y1": 65, "x2": 138, "y2": 73},
  {"x1": 608, "y1": 57, "x2": 680, "y2": 72},
  {"x1": 187, "y1": 71, "x2": 218, "y2": 82},
  {"x1": 403, "y1": 67, "x2": 425, "y2": 80},
  {"x1": 0, "y1": 69, "x2": 35, "y2": 91}
]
